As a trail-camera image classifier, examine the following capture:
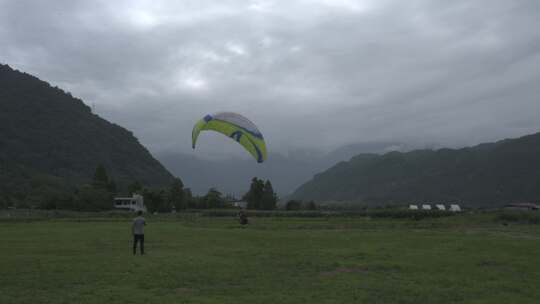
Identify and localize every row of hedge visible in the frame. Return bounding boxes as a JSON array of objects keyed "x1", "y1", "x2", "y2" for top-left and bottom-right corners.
[
  {"x1": 4, "y1": 208, "x2": 540, "y2": 225},
  {"x1": 496, "y1": 211, "x2": 540, "y2": 224},
  {"x1": 1, "y1": 208, "x2": 460, "y2": 221},
  {"x1": 192, "y1": 209, "x2": 457, "y2": 219}
]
